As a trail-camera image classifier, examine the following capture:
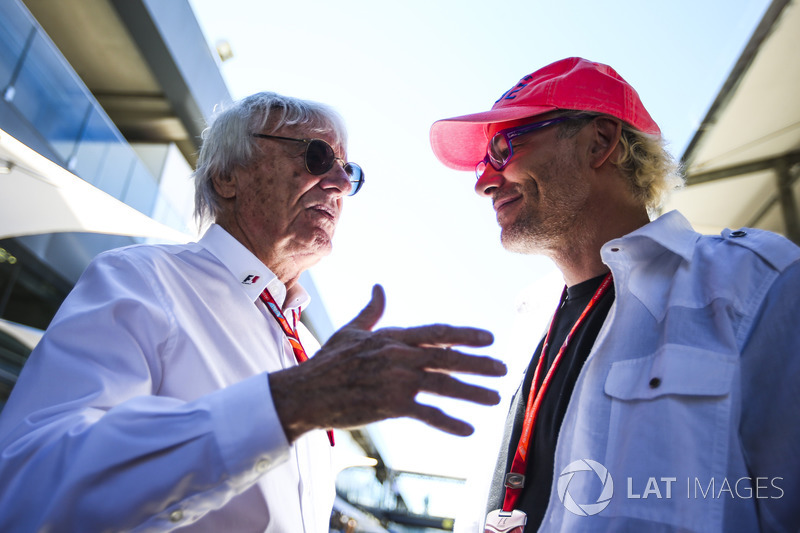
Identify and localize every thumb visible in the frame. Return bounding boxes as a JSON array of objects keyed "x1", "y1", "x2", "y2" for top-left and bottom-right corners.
[{"x1": 345, "y1": 284, "x2": 385, "y2": 331}]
